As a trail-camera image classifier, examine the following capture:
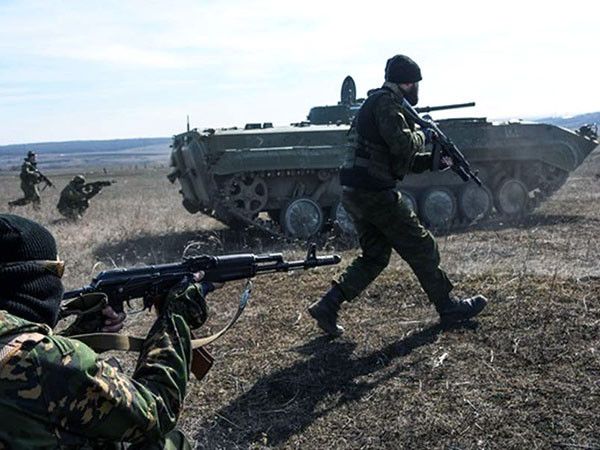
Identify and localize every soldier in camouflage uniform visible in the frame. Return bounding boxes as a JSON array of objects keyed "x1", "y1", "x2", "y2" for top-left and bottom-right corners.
[
  {"x1": 309, "y1": 55, "x2": 487, "y2": 336},
  {"x1": 0, "y1": 214, "x2": 215, "y2": 449},
  {"x1": 8, "y1": 151, "x2": 45, "y2": 210},
  {"x1": 57, "y1": 175, "x2": 112, "y2": 220}
]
